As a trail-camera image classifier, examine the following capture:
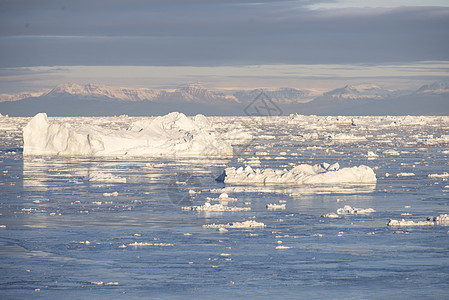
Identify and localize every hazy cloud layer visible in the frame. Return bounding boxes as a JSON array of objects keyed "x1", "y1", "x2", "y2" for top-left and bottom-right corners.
[{"x1": 1, "y1": 1, "x2": 448, "y2": 67}]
